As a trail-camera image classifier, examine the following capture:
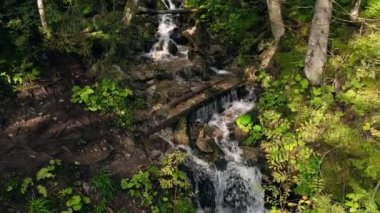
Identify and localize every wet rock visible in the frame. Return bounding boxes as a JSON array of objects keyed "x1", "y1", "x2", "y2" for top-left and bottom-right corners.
[
  {"x1": 211, "y1": 126, "x2": 224, "y2": 141},
  {"x1": 170, "y1": 28, "x2": 188, "y2": 45},
  {"x1": 241, "y1": 146, "x2": 259, "y2": 166},
  {"x1": 128, "y1": 63, "x2": 157, "y2": 81},
  {"x1": 208, "y1": 44, "x2": 225, "y2": 56},
  {"x1": 168, "y1": 40, "x2": 178, "y2": 56},
  {"x1": 76, "y1": 139, "x2": 113, "y2": 165},
  {"x1": 208, "y1": 44, "x2": 227, "y2": 67},
  {"x1": 197, "y1": 174, "x2": 216, "y2": 209},
  {"x1": 215, "y1": 158, "x2": 228, "y2": 170},
  {"x1": 155, "y1": 70, "x2": 174, "y2": 80},
  {"x1": 196, "y1": 128, "x2": 214, "y2": 153},
  {"x1": 178, "y1": 55, "x2": 209, "y2": 80},
  {"x1": 233, "y1": 126, "x2": 250, "y2": 143},
  {"x1": 173, "y1": 118, "x2": 189, "y2": 146},
  {"x1": 150, "y1": 149, "x2": 162, "y2": 158}
]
